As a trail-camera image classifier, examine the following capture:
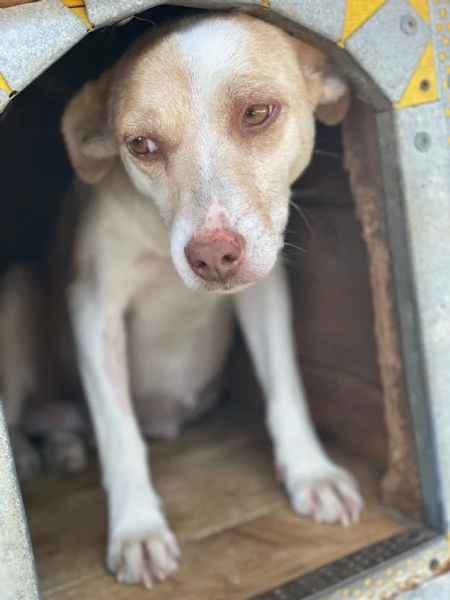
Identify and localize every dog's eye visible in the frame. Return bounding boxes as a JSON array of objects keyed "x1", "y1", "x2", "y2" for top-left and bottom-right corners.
[
  {"x1": 243, "y1": 104, "x2": 274, "y2": 127},
  {"x1": 127, "y1": 137, "x2": 158, "y2": 157}
]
